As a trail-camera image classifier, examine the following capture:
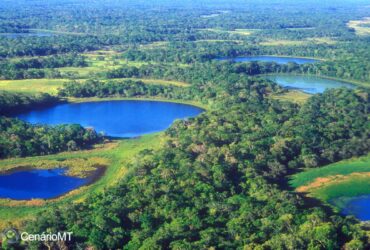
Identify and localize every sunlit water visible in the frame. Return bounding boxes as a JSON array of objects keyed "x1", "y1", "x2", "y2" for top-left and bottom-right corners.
[
  {"x1": 266, "y1": 75, "x2": 355, "y2": 94},
  {"x1": 331, "y1": 195, "x2": 370, "y2": 221},
  {"x1": 0, "y1": 169, "x2": 88, "y2": 200},
  {"x1": 16, "y1": 100, "x2": 204, "y2": 137}
]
